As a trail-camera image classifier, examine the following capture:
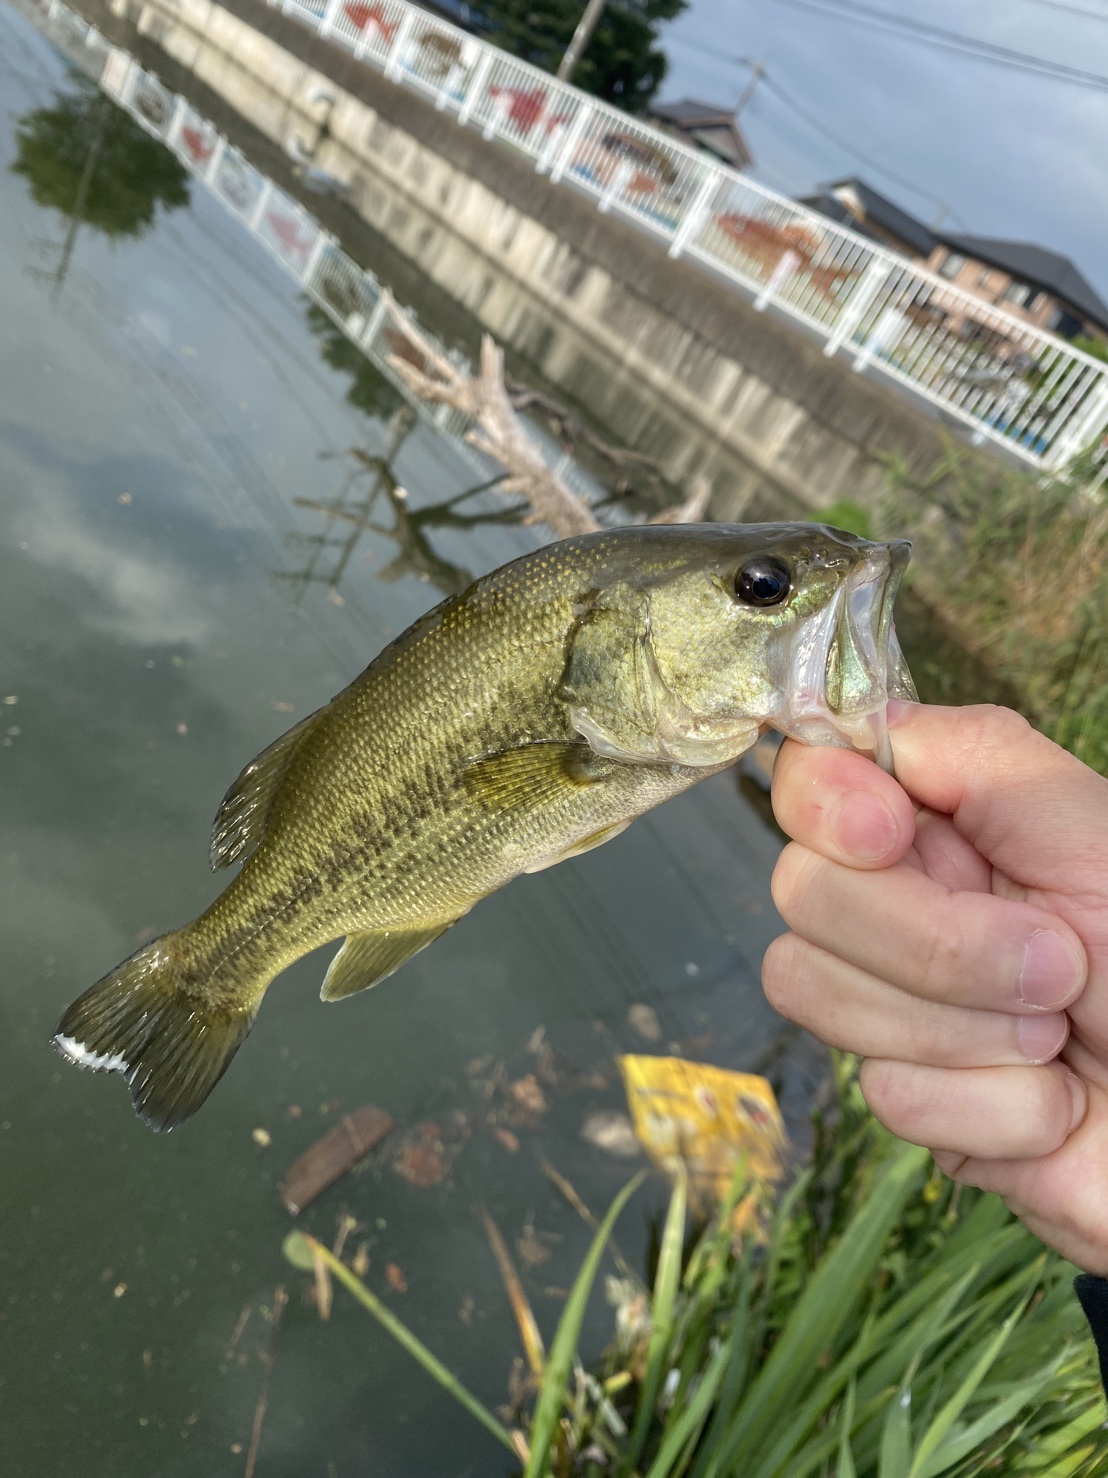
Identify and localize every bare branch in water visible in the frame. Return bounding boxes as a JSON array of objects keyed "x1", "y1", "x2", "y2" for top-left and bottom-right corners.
[
  {"x1": 380, "y1": 293, "x2": 710, "y2": 536},
  {"x1": 243, "y1": 1285, "x2": 288, "y2": 1478}
]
